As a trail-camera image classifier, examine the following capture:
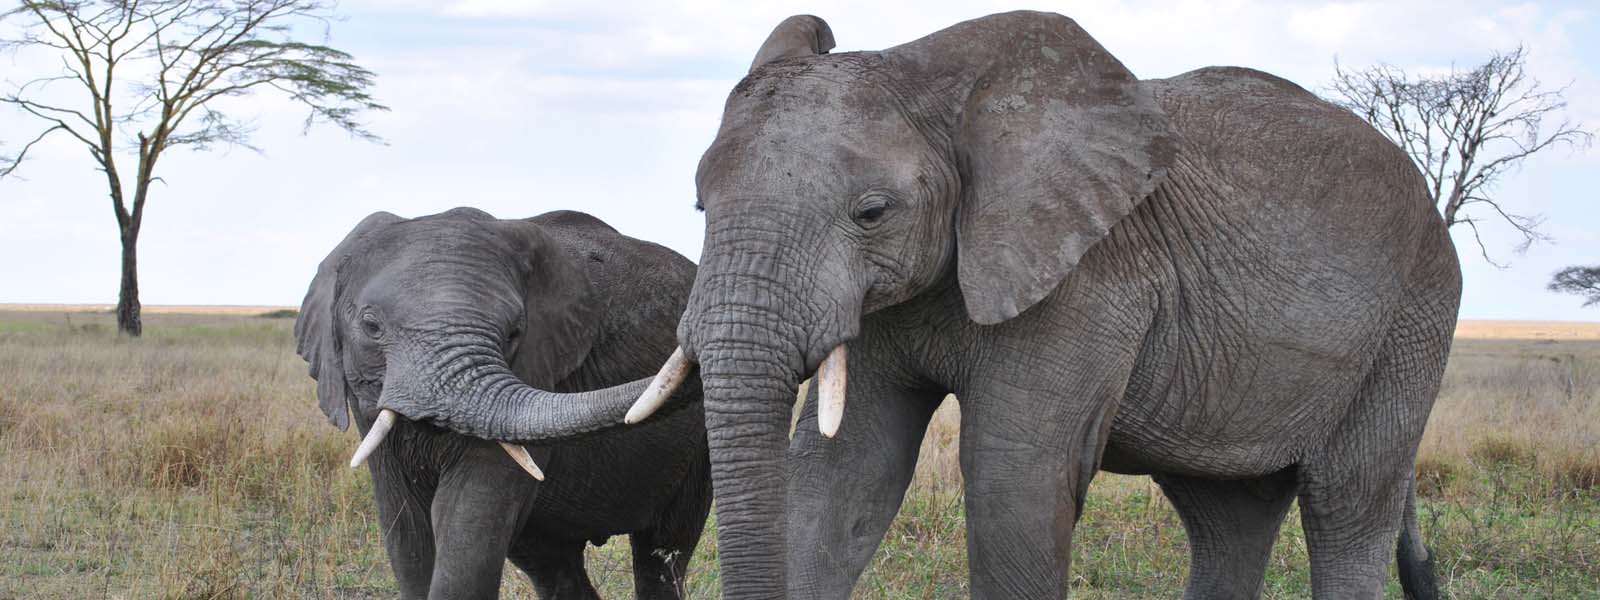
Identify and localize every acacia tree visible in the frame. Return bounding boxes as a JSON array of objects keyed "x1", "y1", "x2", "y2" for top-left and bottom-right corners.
[
  {"x1": 1549, "y1": 266, "x2": 1600, "y2": 308},
  {"x1": 1328, "y1": 47, "x2": 1593, "y2": 266},
  {"x1": 0, "y1": 0, "x2": 385, "y2": 336}
]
